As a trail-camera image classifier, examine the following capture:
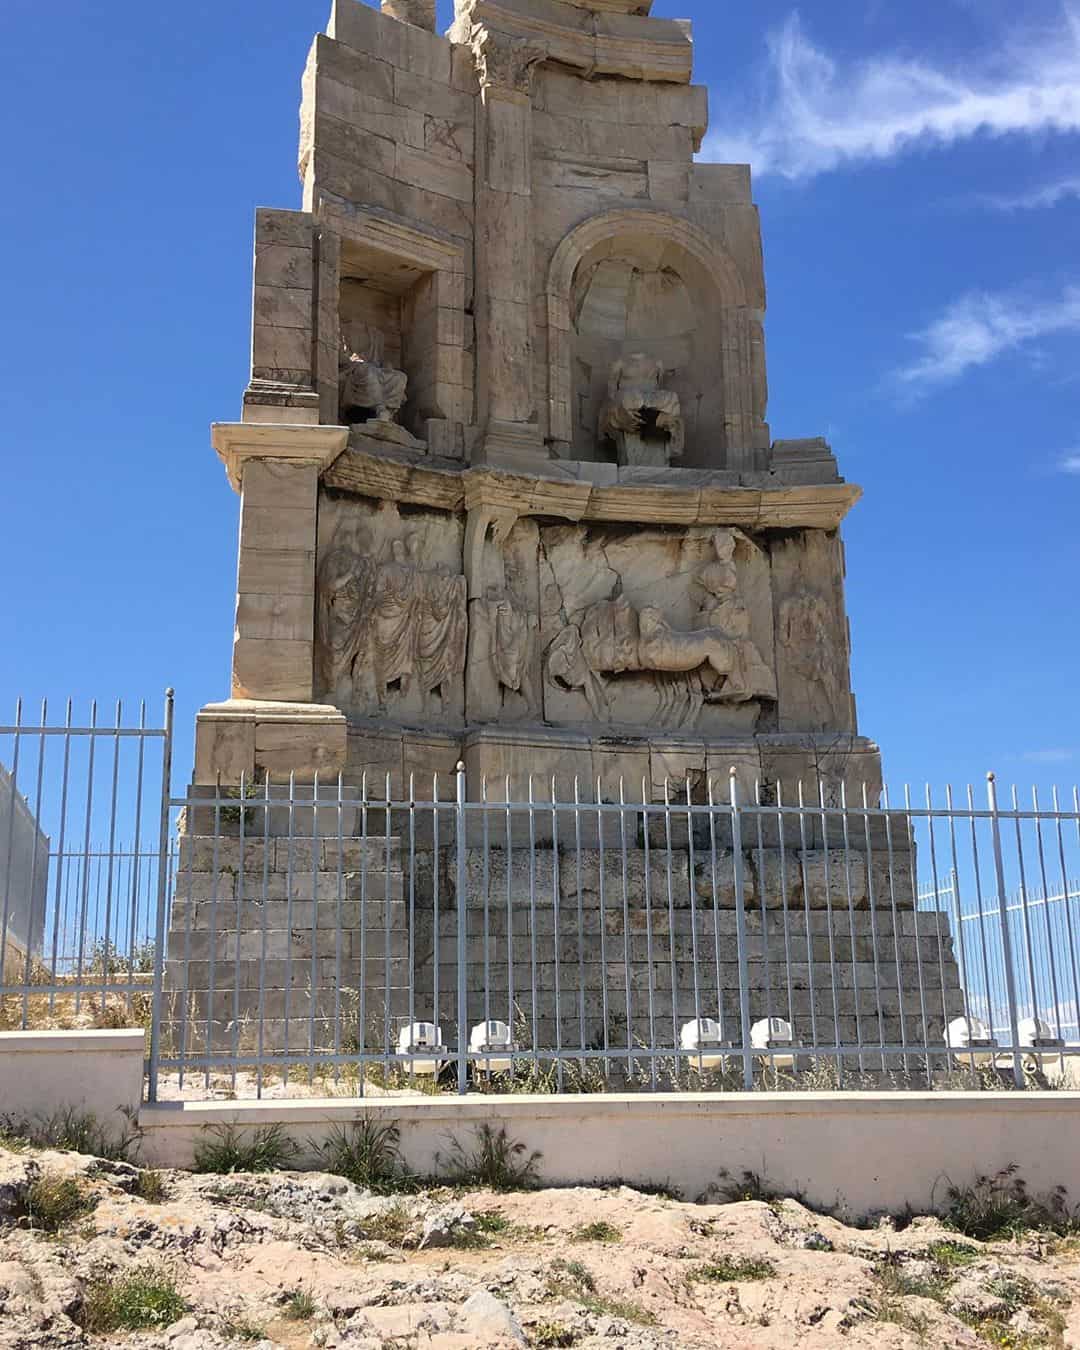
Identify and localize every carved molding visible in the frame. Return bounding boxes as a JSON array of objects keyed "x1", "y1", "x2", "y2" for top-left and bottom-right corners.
[
  {"x1": 321, "y1": 451, "x2": 863, "y2": 531},
  {"x1": 470, "y1": 26, "x2": 547, "y2": 96}
]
